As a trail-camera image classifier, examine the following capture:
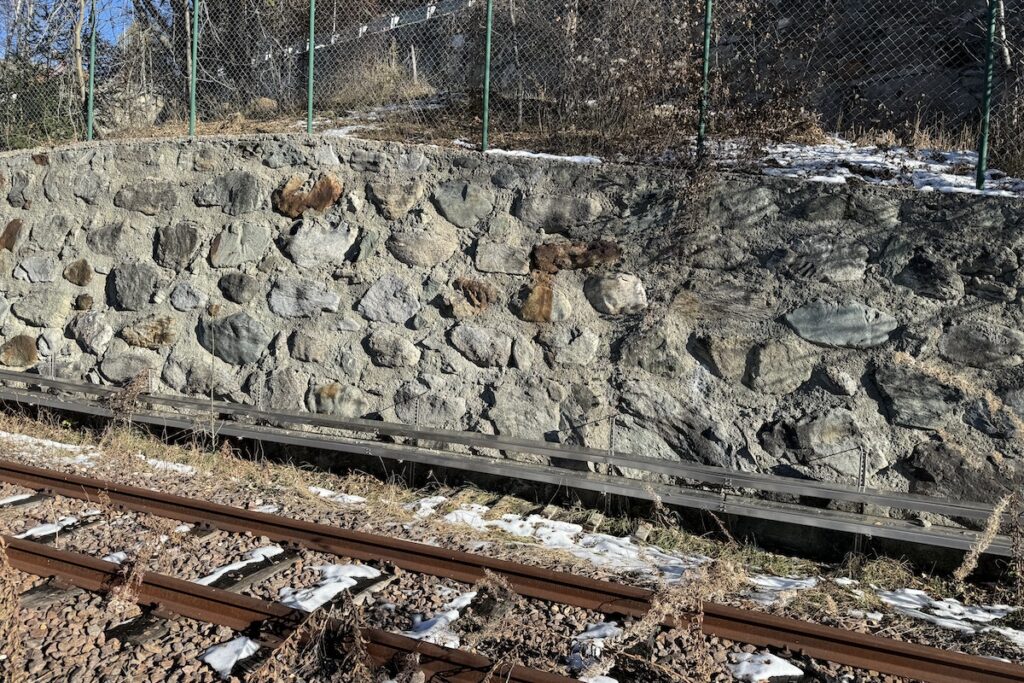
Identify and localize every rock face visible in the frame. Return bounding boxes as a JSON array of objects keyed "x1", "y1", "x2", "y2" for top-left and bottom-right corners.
[
  {"x1": 0, "y1": 135, "x2": 1021, "y2": 511},
  {"x1": 198, "y1": 313, "x2": 271, "y2": 365},
  {"x1": 583, "y1": 274, "x2": 647, "y2": 315},
  {"x1": 785, "y1": 301, "x2": 897, "y2": 349}
]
